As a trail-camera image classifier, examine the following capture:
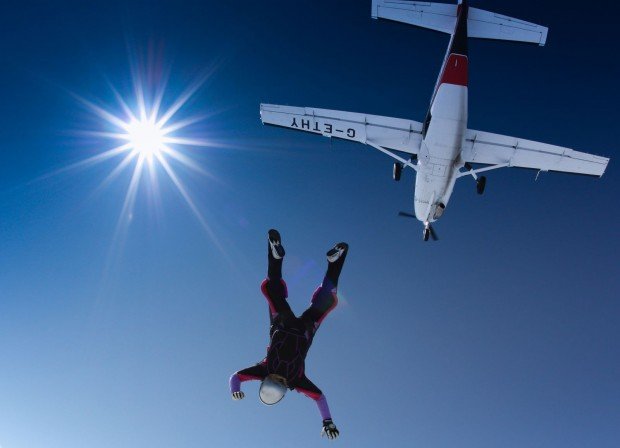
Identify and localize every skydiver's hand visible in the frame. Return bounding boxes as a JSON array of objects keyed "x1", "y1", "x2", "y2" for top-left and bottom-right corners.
[
  {"x1": 232, "y1": 391, "x2": 245, "y2": 400},
  {"x1": 321, "y1": 419, "x2": 339, "y2": 440}
]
